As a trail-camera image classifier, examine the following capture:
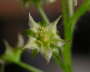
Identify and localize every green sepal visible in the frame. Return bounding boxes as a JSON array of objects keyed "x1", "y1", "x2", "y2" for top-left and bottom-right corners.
[{"x1": 24, "y1": 29, "x2": 36, "y2": 37}]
